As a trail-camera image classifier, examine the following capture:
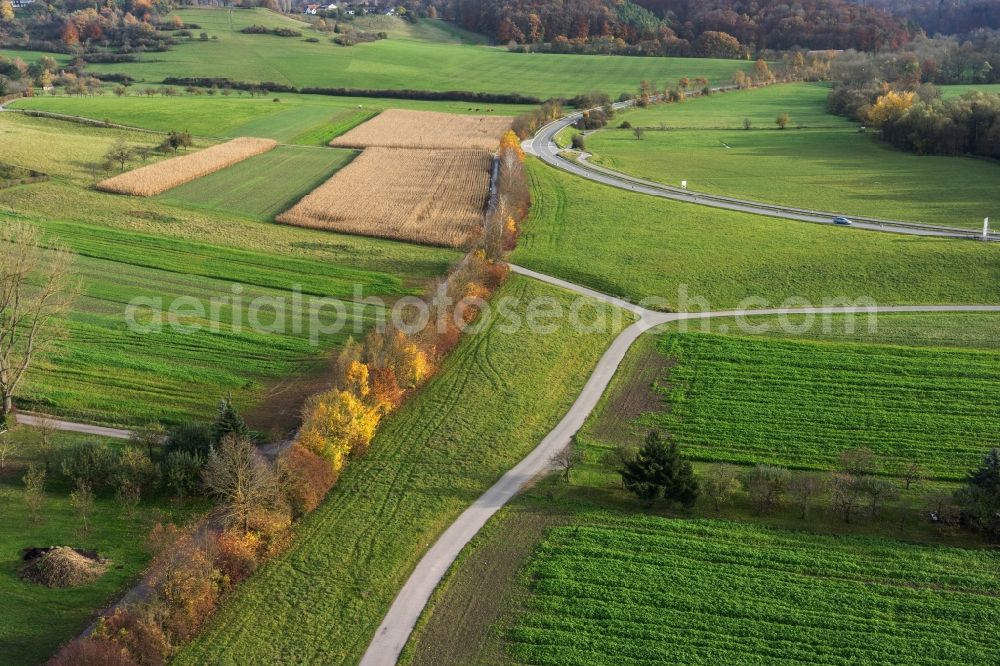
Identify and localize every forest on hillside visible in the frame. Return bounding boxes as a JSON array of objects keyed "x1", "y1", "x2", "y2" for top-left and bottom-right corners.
[
  {"x1": 426, "y1": 0, "x2": 912, "y2": 54},
  {"x1": 861, "y1": 0, "x2": 1000, "y2": 35}
]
